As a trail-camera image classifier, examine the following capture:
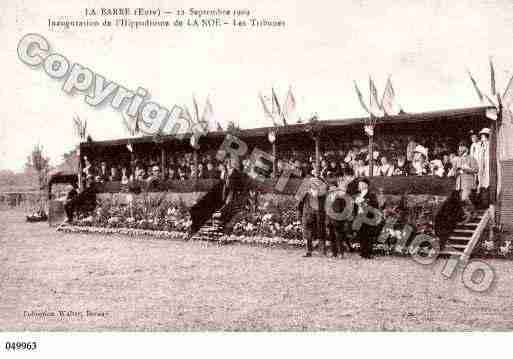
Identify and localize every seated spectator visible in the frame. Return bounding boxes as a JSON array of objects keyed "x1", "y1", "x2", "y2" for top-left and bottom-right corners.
[
  {"x1": 406, "y1": 136, "x2": 418, "y2": 162},
  {"x1": 320, "y1": 159, "x2": 329, "y2": 179},
  {"x1": 326, "y1": 160, "x2": 339, "y2": 178},
  {"x1": 442, "y1": 153, "x2": 454, "y2": 177},
  {"x1": 177, "y1": 166, "x2": 188, "y2": 180},
  {"x1": 189, "y1": 163, "x2": 198, "y2": 179},
  {"x1": 121, "y1": 167, "x2": 129, "y2": 184},
  {"x1": 97, "y1": 161, "x2": 109, "y2": 183},
  {"x1": 393, "y1": 154, "x2": 409, "y2": 176},
  {"x1": 146, "y1": 165, "x2": 161, "y2": 189},
  {"x1": 448, "y1": 153, "x2": 458, "y2": 177},
  {"x1": 134, "y1": 166, "x2": 146, "y2": 181},
  {"x1": 167, "y1": 166, "x2": 178, "y2": 180},
  {"x1": 355, "y1": 158, "x2": 369, "y2": 177},
  {"x1": 411, "y1": 145, "x2": 429, "y2": 176},
  {"x1": 109, "y1": 166, "x2": 121, "y2": 182},
  {"x1": 197, "y1": 163, "x2": 205, "y2": 179},
  {"x1": 204, "y1": 162, "x2": 218, "y2": 179},
  {"x1": 378, "y1": 156, "x2": 394, "y2": 176},
  {"x1": 430, "y1": 159, "x2": 445, "y2": 177},
  {"x1": 83, "y1": 156, "x2": 94, "y2": 177}
]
